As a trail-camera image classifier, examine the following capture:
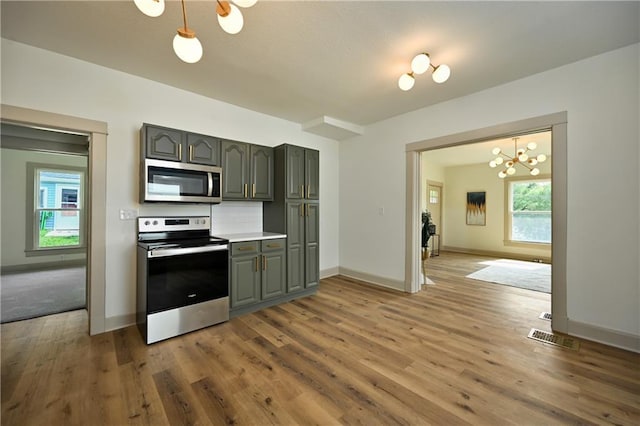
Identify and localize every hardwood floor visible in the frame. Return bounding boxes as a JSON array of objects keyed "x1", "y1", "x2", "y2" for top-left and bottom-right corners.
[{"x1": 2, "y1": 253, "x2": 639, "y2": 425}]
